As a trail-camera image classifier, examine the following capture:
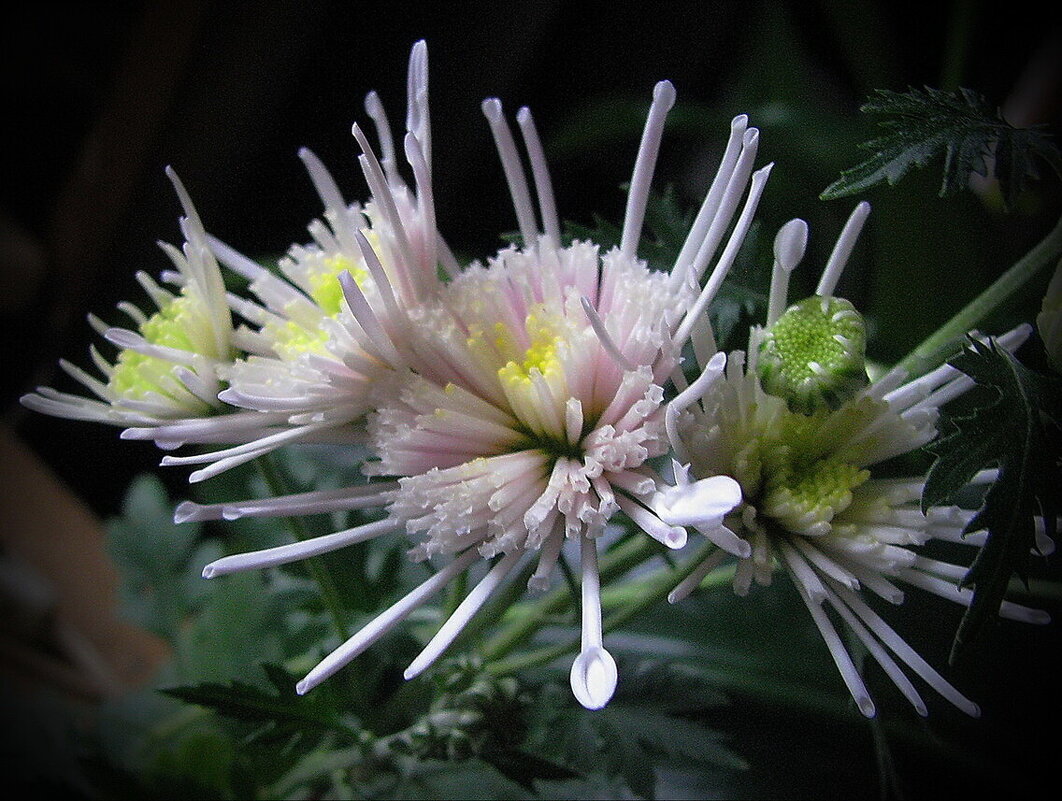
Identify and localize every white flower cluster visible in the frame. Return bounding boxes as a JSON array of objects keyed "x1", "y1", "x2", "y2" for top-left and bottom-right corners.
[{"x1": 23, "y1": 41, "x2": 1050, "y2": 715}]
